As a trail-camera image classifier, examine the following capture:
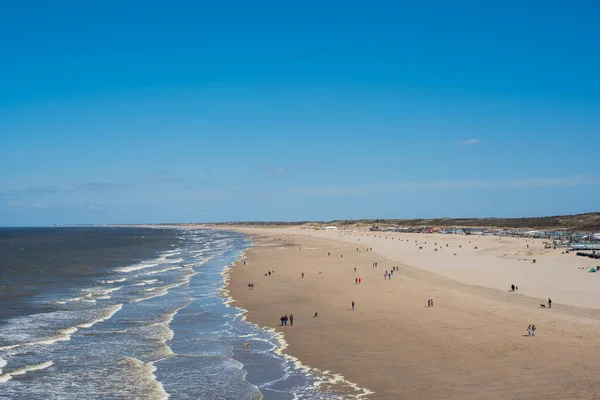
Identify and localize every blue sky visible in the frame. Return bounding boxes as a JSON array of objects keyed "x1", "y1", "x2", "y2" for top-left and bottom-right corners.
[{"x1": 1, "y1": 0, "x2": 599, "y2": 225}]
